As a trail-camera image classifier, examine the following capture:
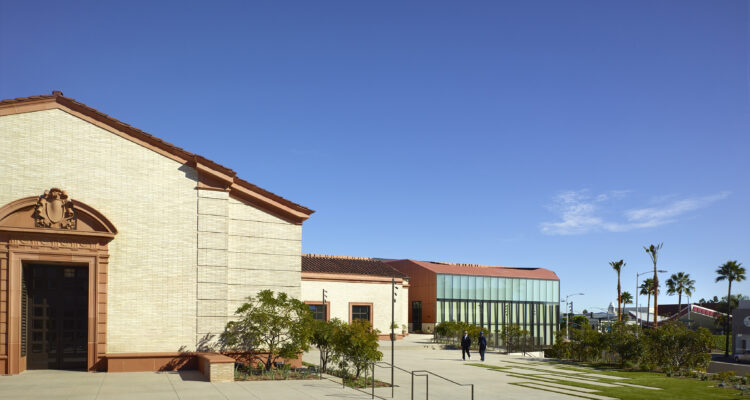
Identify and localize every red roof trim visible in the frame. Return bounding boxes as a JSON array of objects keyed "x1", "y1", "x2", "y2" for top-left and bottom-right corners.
[
  {"x1": 0, "y1": 93, "x2": 314, "y2": 223},
  {"x1": 388, "y1": 259, "x2": 559, "y2": 280}
]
